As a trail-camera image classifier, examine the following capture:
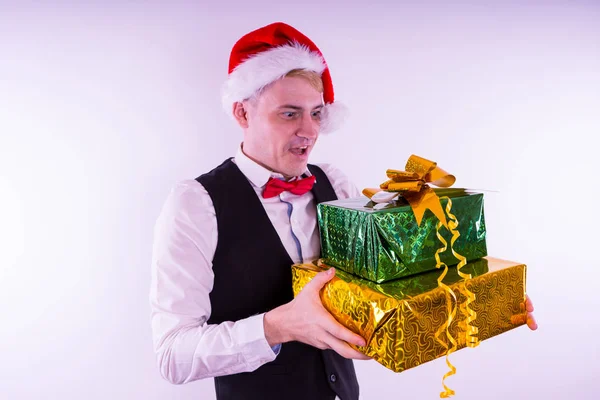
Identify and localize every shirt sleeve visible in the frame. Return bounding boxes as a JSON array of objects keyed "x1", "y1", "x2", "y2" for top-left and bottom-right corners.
[
  {"x1": 149, "y1": 180, "x2": 279, "y2": 385},
  {"x1": 314, "y1": 163, "x2": 362, "y2": 200}
]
